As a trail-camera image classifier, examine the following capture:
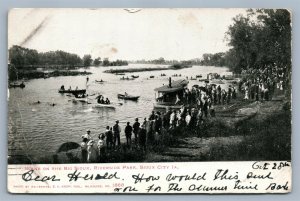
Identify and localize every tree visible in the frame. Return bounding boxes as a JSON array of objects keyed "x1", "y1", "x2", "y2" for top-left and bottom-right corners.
[
  {"x1": 83, "y1": 54, "x2": 92, "y2": 67},
  {"x1": 225, "y1": 9, "x2": 291, "y2": 74},
  {"x1": 102, "y1": 58, "x2": 110, "y2": 66},
  {"x1": 93, "y1": 57, "x2": 101, "y2": 66}
]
